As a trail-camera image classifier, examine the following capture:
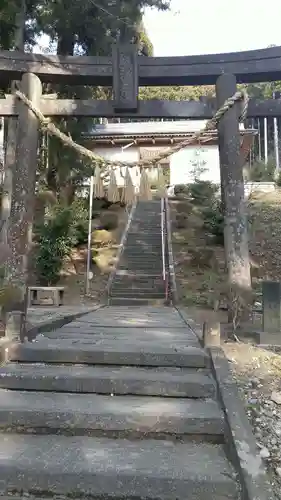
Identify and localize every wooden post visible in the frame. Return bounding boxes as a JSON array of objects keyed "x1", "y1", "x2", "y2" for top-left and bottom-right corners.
[
  {"x1": 262, "y1": 281, "x2": 281, "y2": 333},
  {"x1": 216, "y1": 74, "x2": 252, "y2": 323},
  {"x1": 4, "y1": 72, "x2": 42, "y2": 339},
  {"x1": 203, "y1": 320, "x2": 221, "y2": 347}
]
